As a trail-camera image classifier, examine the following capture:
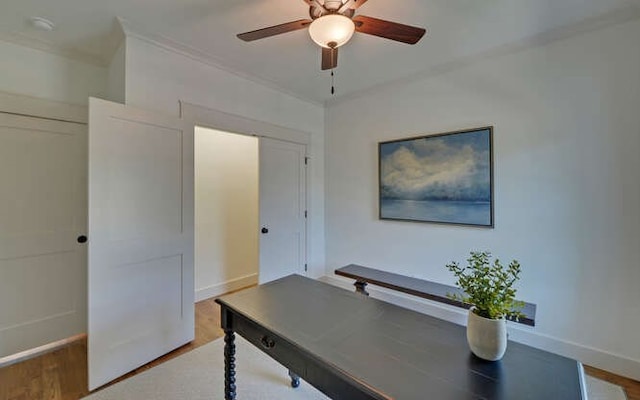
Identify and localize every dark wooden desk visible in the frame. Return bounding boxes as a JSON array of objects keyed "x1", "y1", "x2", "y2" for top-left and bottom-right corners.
[{"x1": 216, "y1": 275, "x2": 585, "y2": 400}]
